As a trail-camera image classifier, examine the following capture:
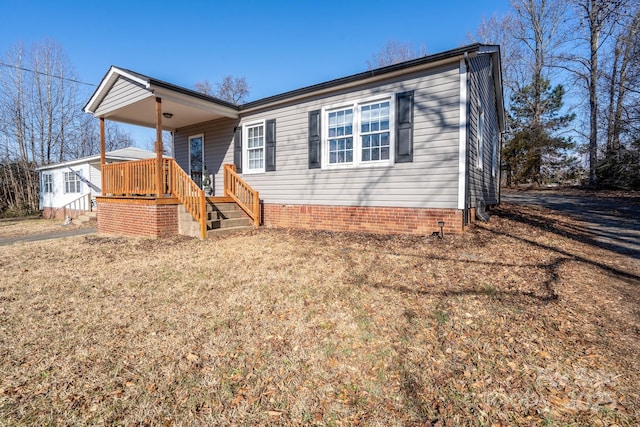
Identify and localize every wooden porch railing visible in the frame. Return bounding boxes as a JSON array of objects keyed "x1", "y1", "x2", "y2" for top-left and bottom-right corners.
[
  {"x1": 224, "y1": 164, "x2": 260, "y2": 227},
  {"x1": 102, "y1": 159, "x2": 259, "y2": 237},
  {"x1": 102, "y1": 158, "x2": 206, "y2": 238},
  {"x1": 102, "y1": 158, "x2": 165, "y2": 197},
  {"x1": 167, "y1": 159, "x2": 207, "y2": 239}
]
